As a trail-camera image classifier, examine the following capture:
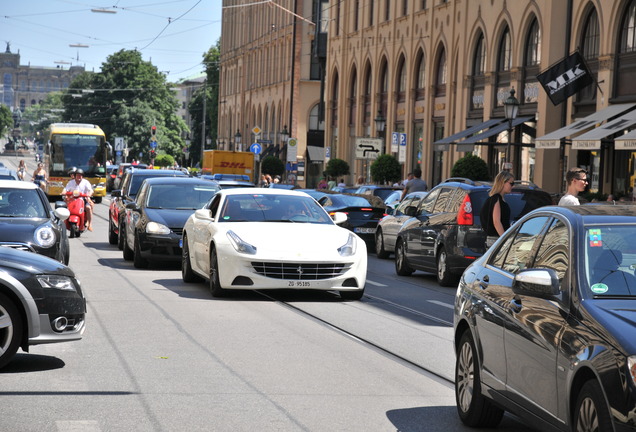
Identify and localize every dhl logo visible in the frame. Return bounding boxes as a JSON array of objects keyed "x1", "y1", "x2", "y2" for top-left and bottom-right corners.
[{"x1": 217, "y1": 162, "x2": 247, "y2": 168}]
